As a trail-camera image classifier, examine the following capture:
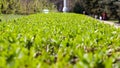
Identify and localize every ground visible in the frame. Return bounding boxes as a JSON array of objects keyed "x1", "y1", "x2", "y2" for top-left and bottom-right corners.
[{"x1": 100, "y1": 20, "x2": 120, "y2": 28}]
